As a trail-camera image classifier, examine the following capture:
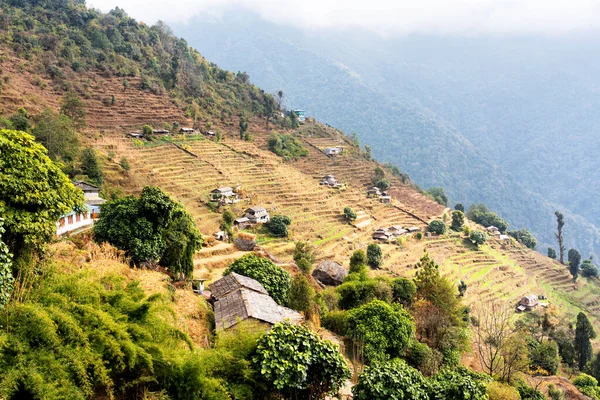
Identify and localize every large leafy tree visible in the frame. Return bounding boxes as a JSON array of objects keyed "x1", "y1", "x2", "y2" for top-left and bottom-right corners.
[
  {"x1": 367, "y1": 243, "x2": 382, "y2": 268},
  {"x1": 568, "y1": 249, "x2": 582, "y2": 281},
  {"x1": 353, "y1": 358, "x2": 429, "y2": 400},
  {"x1": 575, "y1": 312, "x2": 596, "y2": 370},
  {"x1": 253, "y1": 322, "x2": 350, "y2": 399},
  {"x1": 507, "y1": 228, "x2": 537, "y2": 249},
  {"x1": 451, "y1": 210, "x2": 465, "y2": 231},
  {"x1": 224, "y1": 254, "x2": 291, "y2": 304},
  {"x1": 0, "y1": 130, "x2": 84, "y2": 261},
  {"x1": 32, "y1": 109, "x2": 79, "y2": 162},
  {"x1": 94, "y1": 186, "x2": 201, "y2": 278},
  {"x1": 346, "y1": 300, "x2": 415, "y2": 364}
]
